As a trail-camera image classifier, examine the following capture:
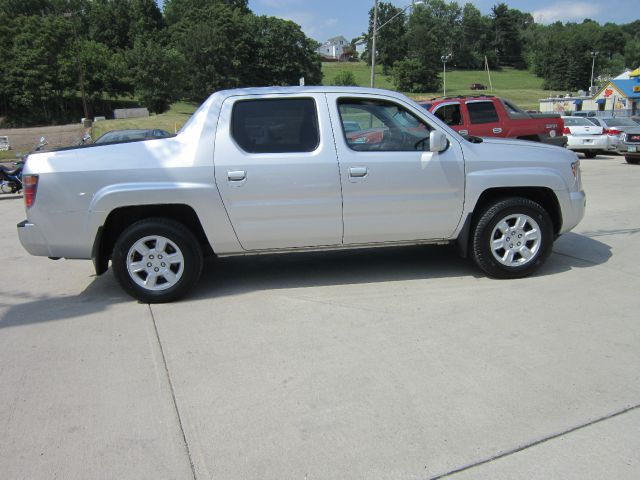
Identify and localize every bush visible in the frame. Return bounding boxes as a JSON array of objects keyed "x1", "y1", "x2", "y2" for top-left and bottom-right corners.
[
  {"x1": 332, "y1": 70, "x2": 357, "y2": 86},
  {"x1": 392, "y1": 58, "x2": 441, "y2": 93}
]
